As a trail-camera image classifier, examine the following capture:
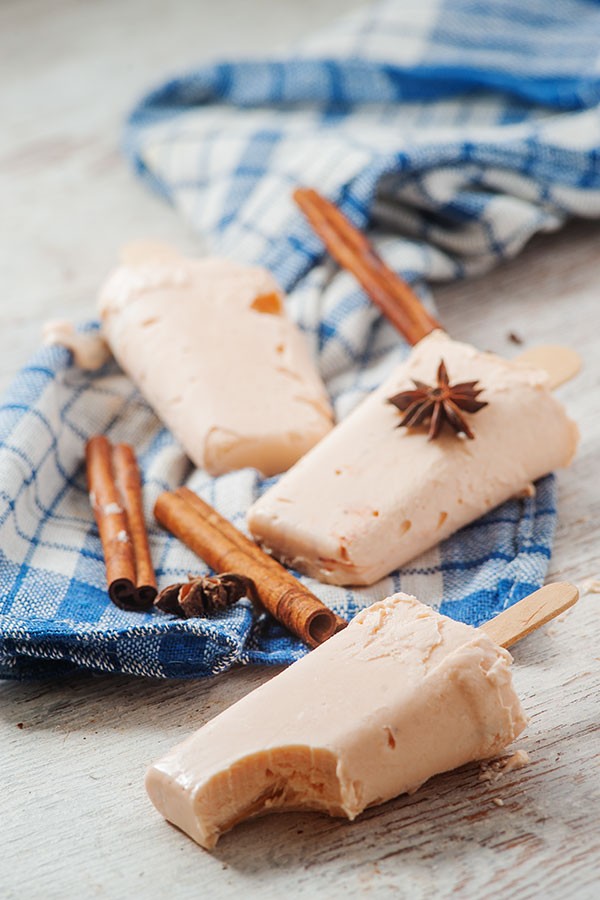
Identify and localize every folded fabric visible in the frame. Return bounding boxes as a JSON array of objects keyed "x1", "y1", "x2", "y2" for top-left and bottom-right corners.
[{"x1": 2, "y1": 0, "x2": 597, "y2": 680}]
